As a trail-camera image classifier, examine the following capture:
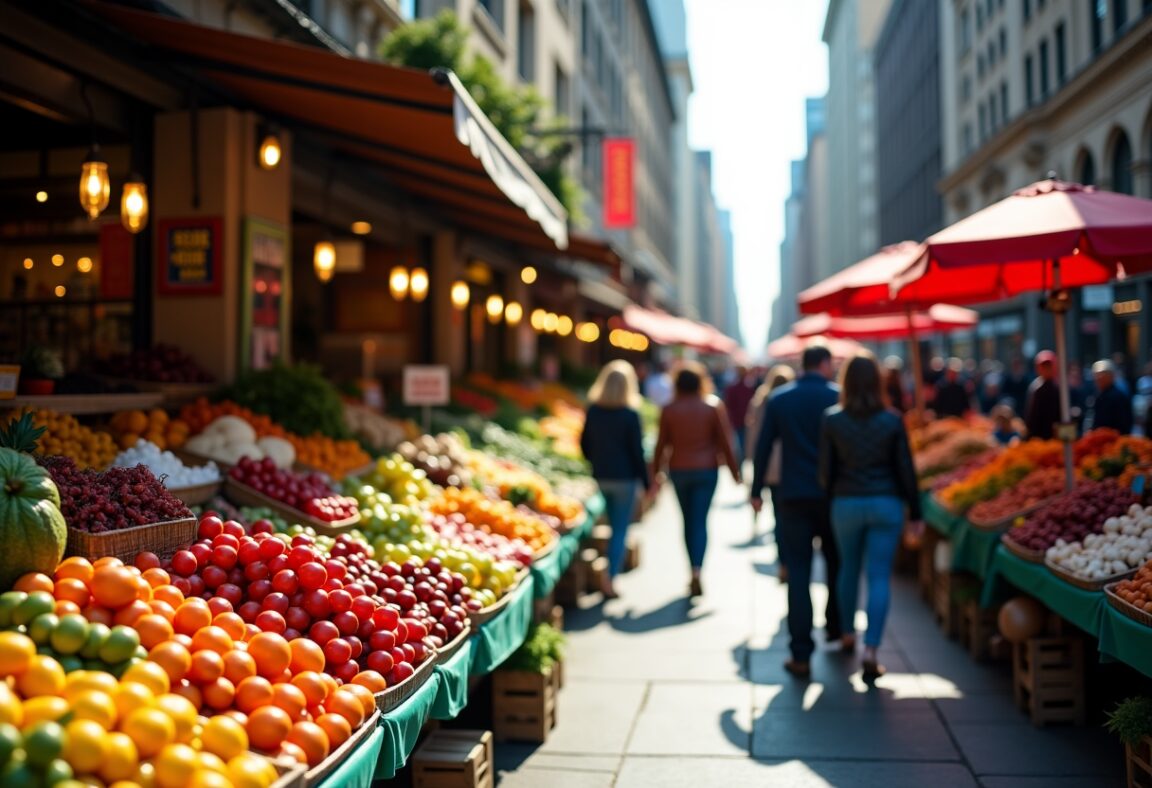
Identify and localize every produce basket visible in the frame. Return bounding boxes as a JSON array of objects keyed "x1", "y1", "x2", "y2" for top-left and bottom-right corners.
[
  {"x1": 172, "y1": 447, "x2": 233, "y2": 474},
  {"x1": 223, "y1": 478, "x2": 360, "y2": 535},
  {"x1": 167, "y1": 479, "x2": 222, "y2": 506},
  {"x1": 303, "y1": 709, "x2": 380, "y2": 787},
  {"x1": 373, "y1": 656, "x2": 438, "y2": 714},
  {"x1": 270, "y1": 757, "x2": 306, "y2": 788},
  {"x1": 1044, "y1": 557, "x2": 1136, "y2": 590},
  {"x1": 533, "y1": 535, "x2": 559, "y2": 562},
  {"x1": 1104, "y1": 582, "x2": 1152, "y2": 628},
  {"x1": 435, "y1": 624, "x2": 473, "y2": 666},
  {"x1": 65, "y1": 517, "x2": 197, "y2": 562},
  {"x1": 467, "y1": 570, "x2": 528, "y2": 629},
  {"x1": 968, "y1": 497, "x2": 1056, "y2": 533},
  {"x1": 558, "y1": 507, "x2": 588, "y2": 534},
  {"x1": 1000, "y1": 533, "x2": 1047, "y2": 564}
]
